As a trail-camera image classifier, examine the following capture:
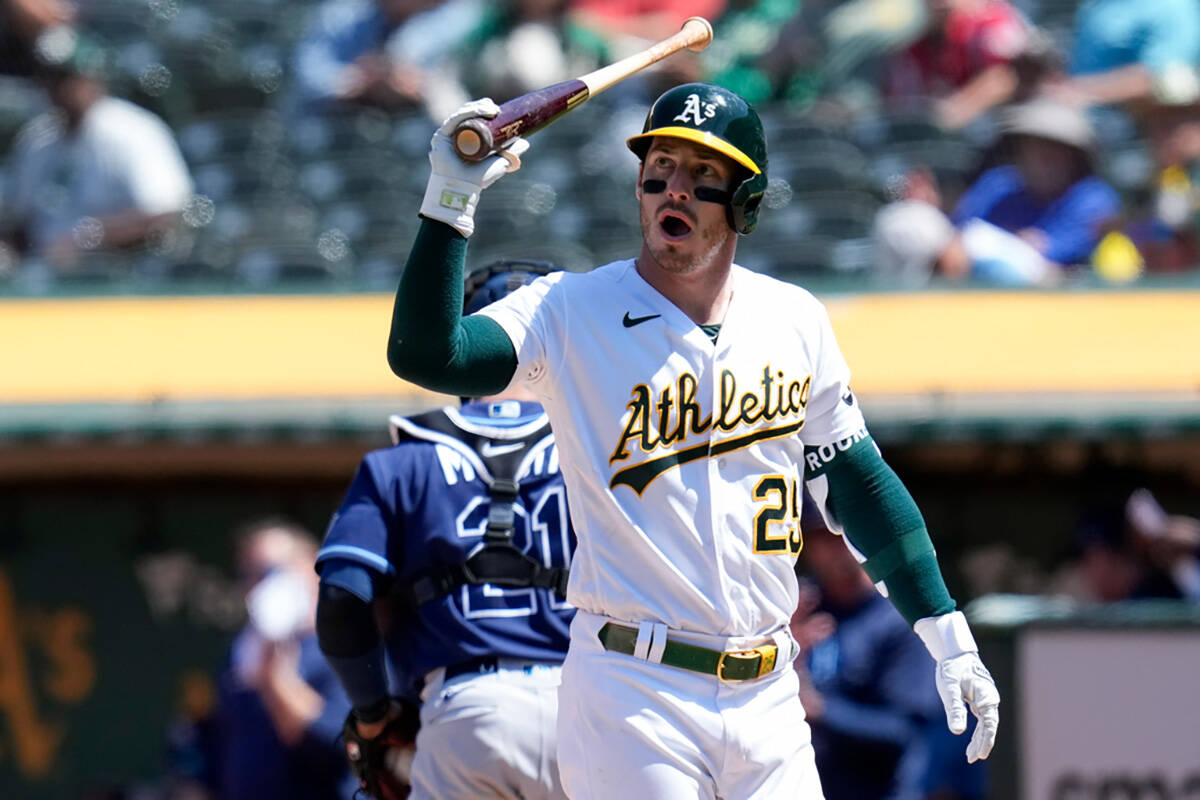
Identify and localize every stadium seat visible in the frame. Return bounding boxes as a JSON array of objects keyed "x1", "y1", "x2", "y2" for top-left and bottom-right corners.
[
  {"x1": 289, "y1": 111, "x2": 398, "y2": 160},
  {"x1": 297, "y1": 156, "x2": 409, "y2": 205},
  {"x1": 179, "y1": 110, "x2": 287, "y2": 164},
  {"x1": 193, "y1": 155, "x2": 298, "y2": 203}
]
